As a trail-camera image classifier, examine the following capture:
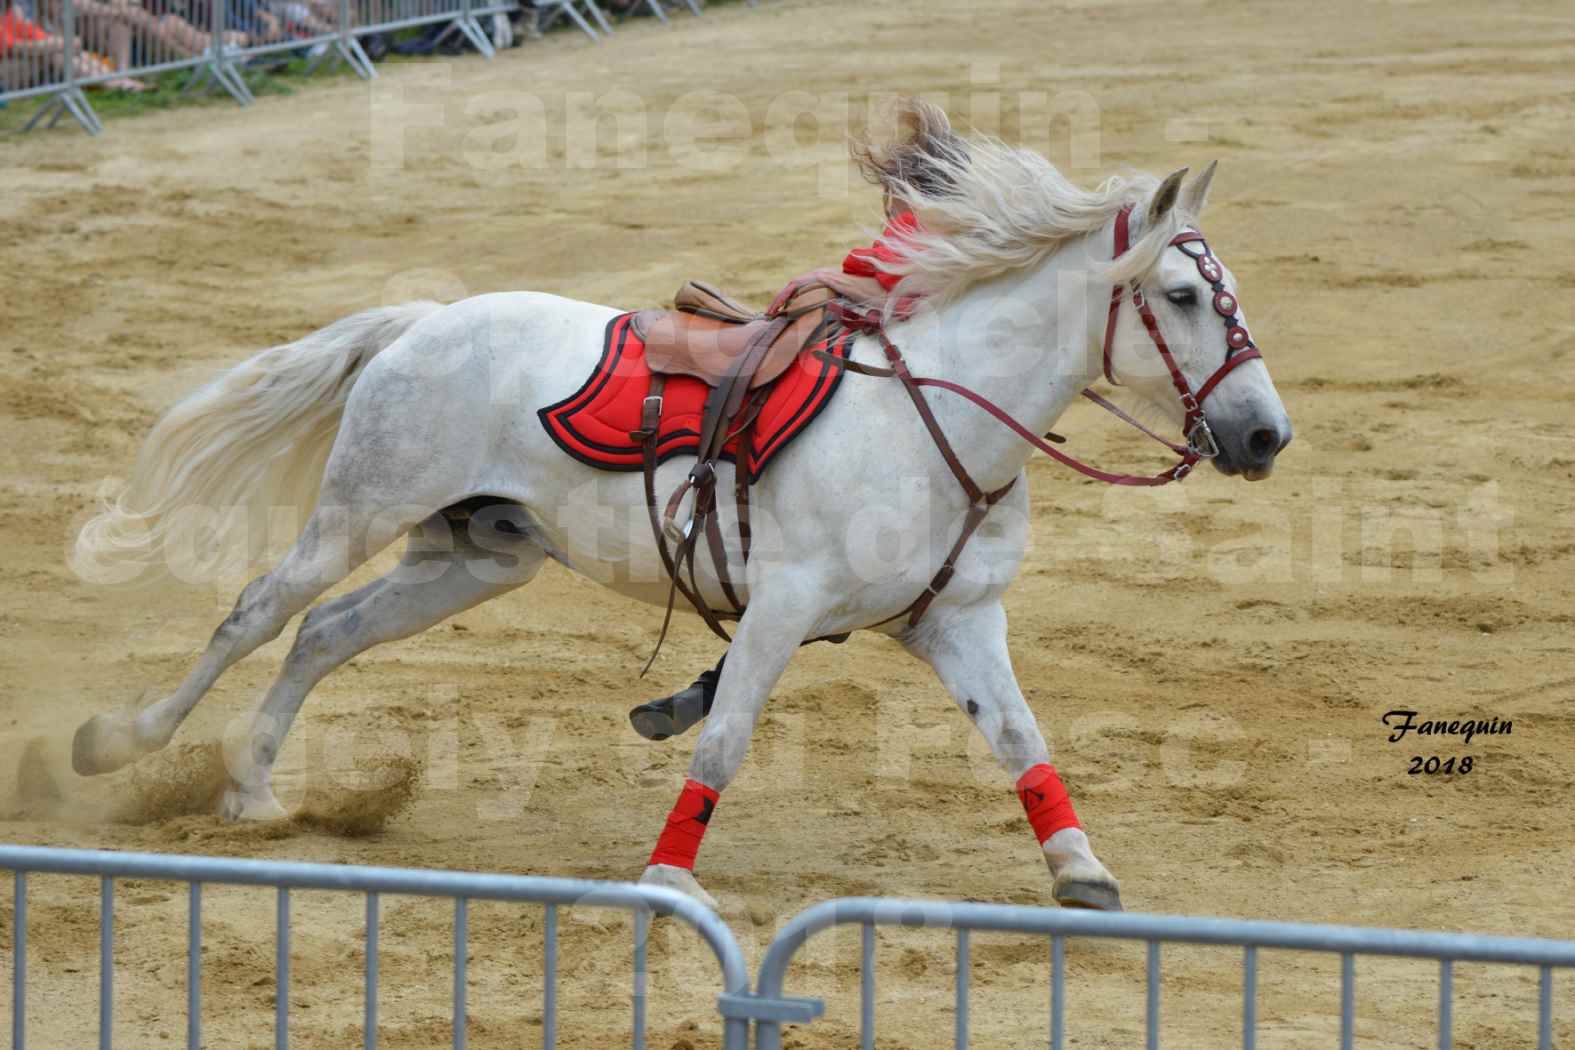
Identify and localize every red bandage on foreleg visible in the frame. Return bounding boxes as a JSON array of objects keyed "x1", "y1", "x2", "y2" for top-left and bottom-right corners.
[
  {"x1": 1016, "y1": 763, "x2": 1079, "y2": 844},
  {"x1": 648, "y1": 779, "x2": 719, "y2": 870}
]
